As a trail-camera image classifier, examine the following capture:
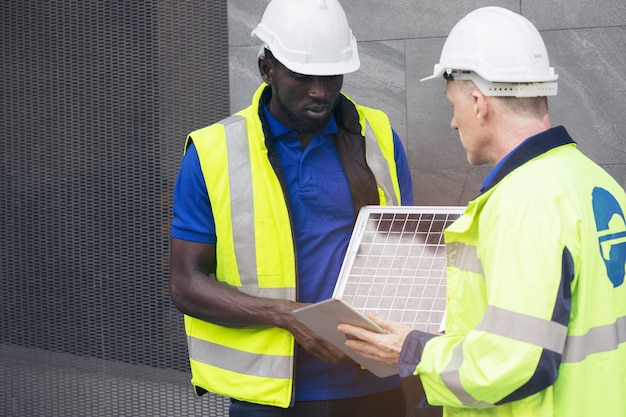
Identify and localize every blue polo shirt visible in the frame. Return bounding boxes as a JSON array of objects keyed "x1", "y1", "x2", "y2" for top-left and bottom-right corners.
[{"x1": 171, "y1": 103, "x2": 413, "y2": 400}]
